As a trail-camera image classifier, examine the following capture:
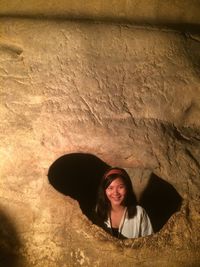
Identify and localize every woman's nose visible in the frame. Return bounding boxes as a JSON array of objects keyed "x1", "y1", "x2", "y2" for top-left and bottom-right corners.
[{"x1": 113, "y1": 188, "x2": 119, "y2": 194}]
